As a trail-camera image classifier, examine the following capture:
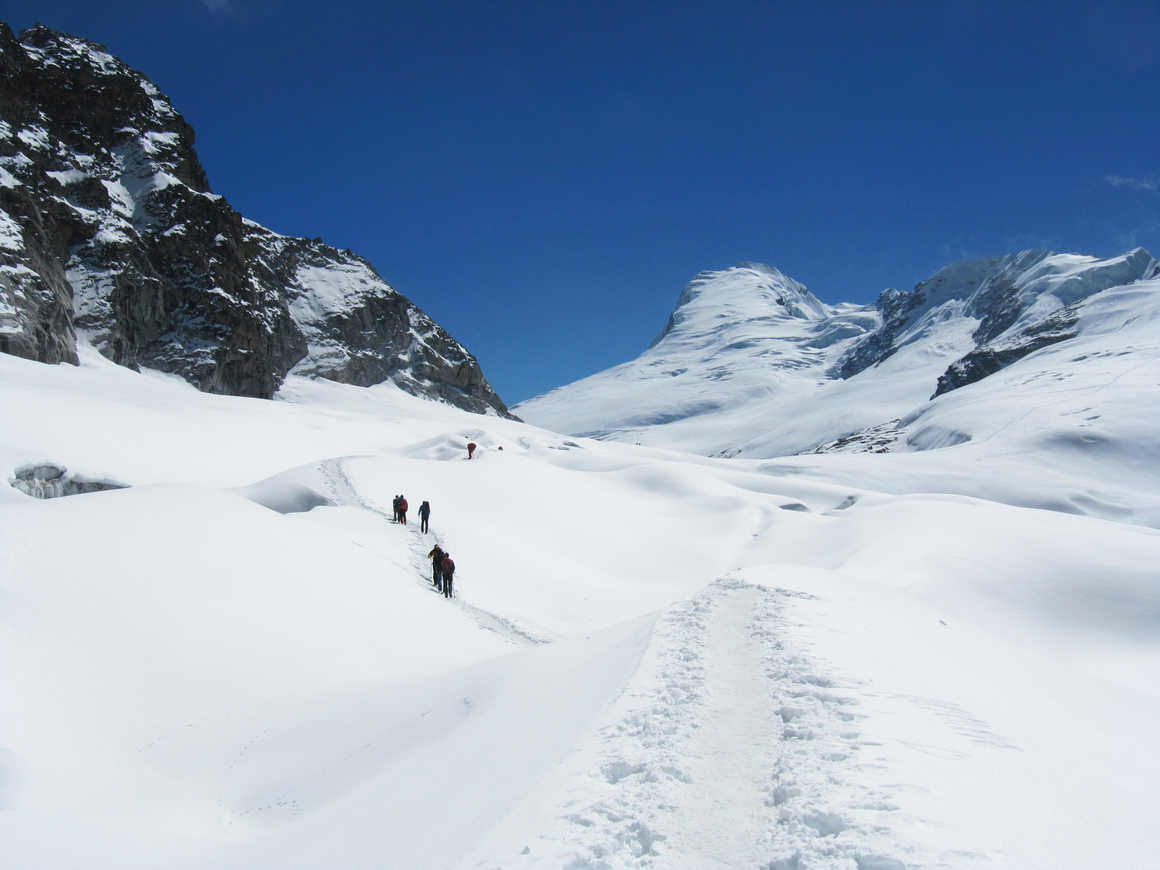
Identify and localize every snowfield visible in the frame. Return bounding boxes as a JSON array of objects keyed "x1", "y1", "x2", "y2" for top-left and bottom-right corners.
[{"x1": 2, "y1": 334, "x2": 1159, "y2": 869}]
